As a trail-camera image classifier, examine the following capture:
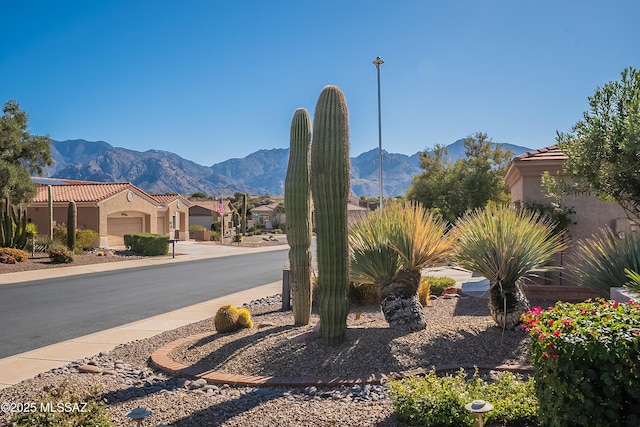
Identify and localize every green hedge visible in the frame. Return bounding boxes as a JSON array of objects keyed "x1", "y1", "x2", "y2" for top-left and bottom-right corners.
[
  {"x1": 422, "y1": 276, "x2": 457, "y2": 296},
  {"x1": 522, "y1": 299, "x2": 640, "y2": 426},
  {"x1": 124, "y1": 232, "x2": 169, "y2": 256}
]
